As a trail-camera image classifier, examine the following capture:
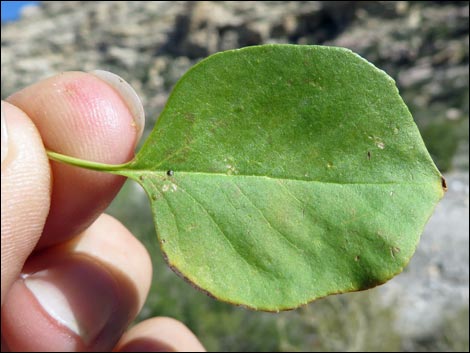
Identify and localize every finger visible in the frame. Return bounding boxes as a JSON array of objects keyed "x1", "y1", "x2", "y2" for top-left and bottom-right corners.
[
  {"x1": 7, "y1": 71, "x2": 145, "y2": 249},
  {"x1": 1, "y1": 101, "x2": 51, "y2": 305},
  {"x1": 1, "y1": 214, "x2": 152, "y2": 352},
  {"x1": 115, "y1": 317, "x2": 206, "y2": 352}
]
